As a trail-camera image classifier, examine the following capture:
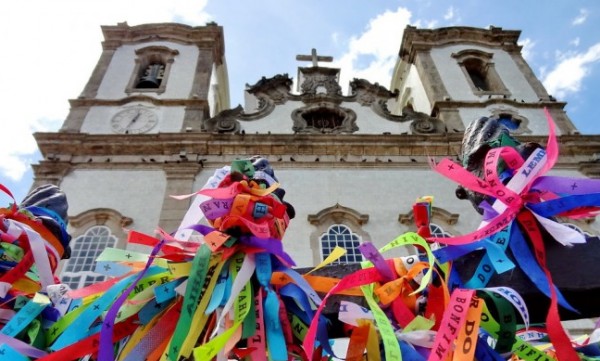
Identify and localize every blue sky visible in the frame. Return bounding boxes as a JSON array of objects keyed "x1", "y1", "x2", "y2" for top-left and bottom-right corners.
[{"x1": 1, "y1": 0, "x2": 599, "y2": 203}]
